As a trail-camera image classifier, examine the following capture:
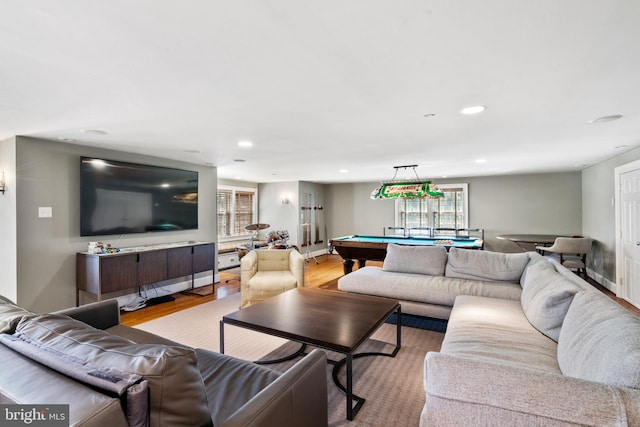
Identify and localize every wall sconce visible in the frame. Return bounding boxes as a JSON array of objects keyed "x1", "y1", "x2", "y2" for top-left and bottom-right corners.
[
  {"x1": 0, "y1": 171, "x2": 6, "y2": 195},
  {"x1": 281, "y1": 194, "x2": 291, "y2": 205}
]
